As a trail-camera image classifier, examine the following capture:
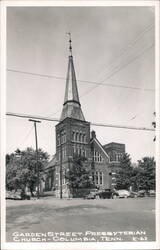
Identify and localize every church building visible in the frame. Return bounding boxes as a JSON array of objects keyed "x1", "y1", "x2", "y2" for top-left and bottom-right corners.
[{"x1": 45, "y1": 37, "x2": 125, "y2": 198}]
